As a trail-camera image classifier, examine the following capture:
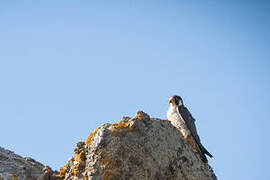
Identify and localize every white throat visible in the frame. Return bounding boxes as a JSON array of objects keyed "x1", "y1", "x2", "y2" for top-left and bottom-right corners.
[{"x1": 167, "y1": 103, "x2": 178, "y2": 119}]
